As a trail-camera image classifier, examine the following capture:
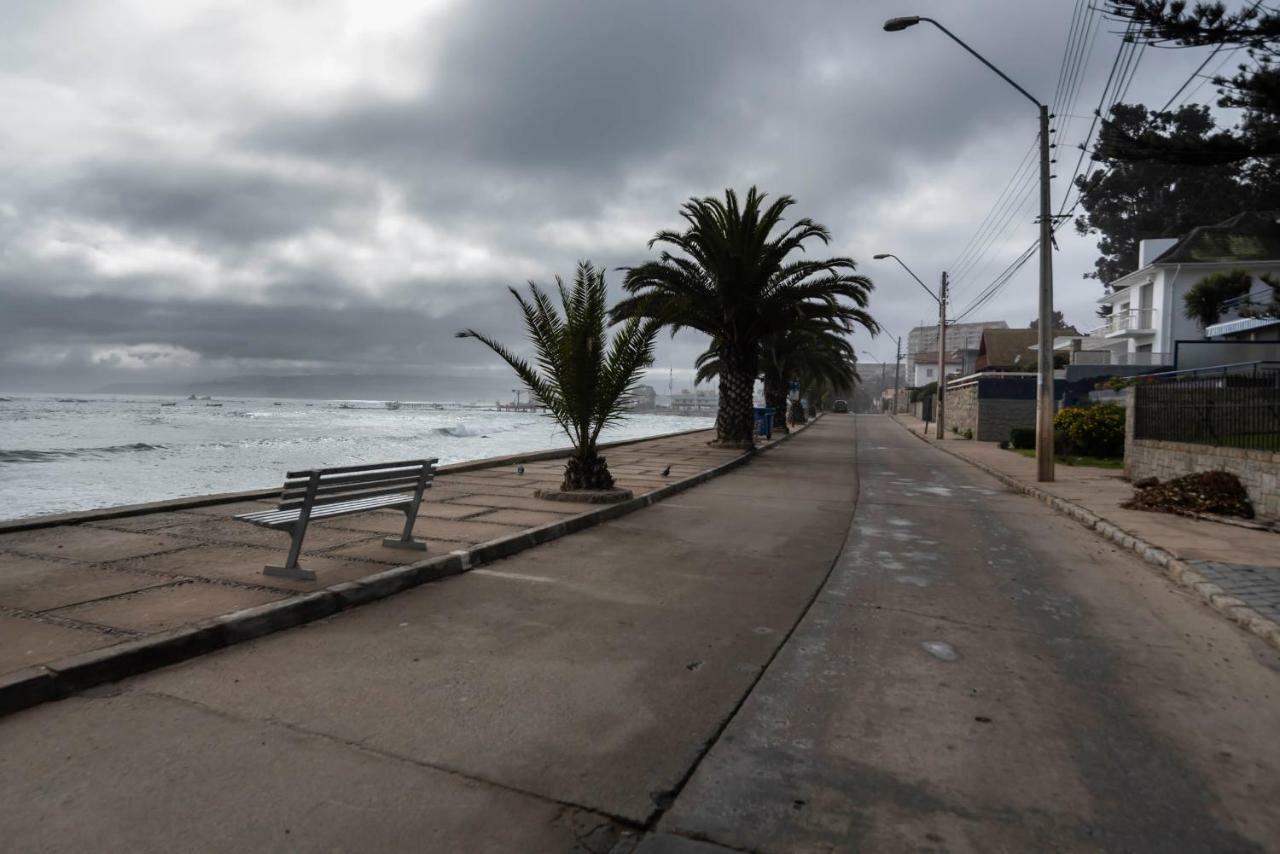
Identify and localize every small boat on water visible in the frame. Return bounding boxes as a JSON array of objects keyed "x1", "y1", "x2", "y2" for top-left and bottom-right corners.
[
  {"x1": 205, "y1": 403, "x2": 223, "y2": 408},
  {"x1": 338, "y1": 403, "x2": 354, "y2": 410},
  {"x1": 385, "y1": 401, "x2": 401, "y2": 410},
  {"x1": 160, "y1": 402, "x2": 177, "y2": 407}
]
